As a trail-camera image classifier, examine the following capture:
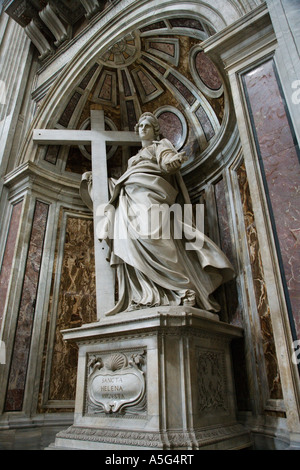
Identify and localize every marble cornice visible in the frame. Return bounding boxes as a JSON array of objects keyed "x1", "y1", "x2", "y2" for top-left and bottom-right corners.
[
  {"x1": 202, "y1": 2, "x2": 269, "y2": 48},
  {"x1": 61, "y1": 306, "x2": 244, "y2": 344},
  {"x1": 201, "y1": 2, "x2": 276, "y2": 73},
  {"x1": 3, "y1": 161, "x2": 82, "y2": 204},
  {"x1": 4, "y1": 1, "x2": 121, "y2": 65}
]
